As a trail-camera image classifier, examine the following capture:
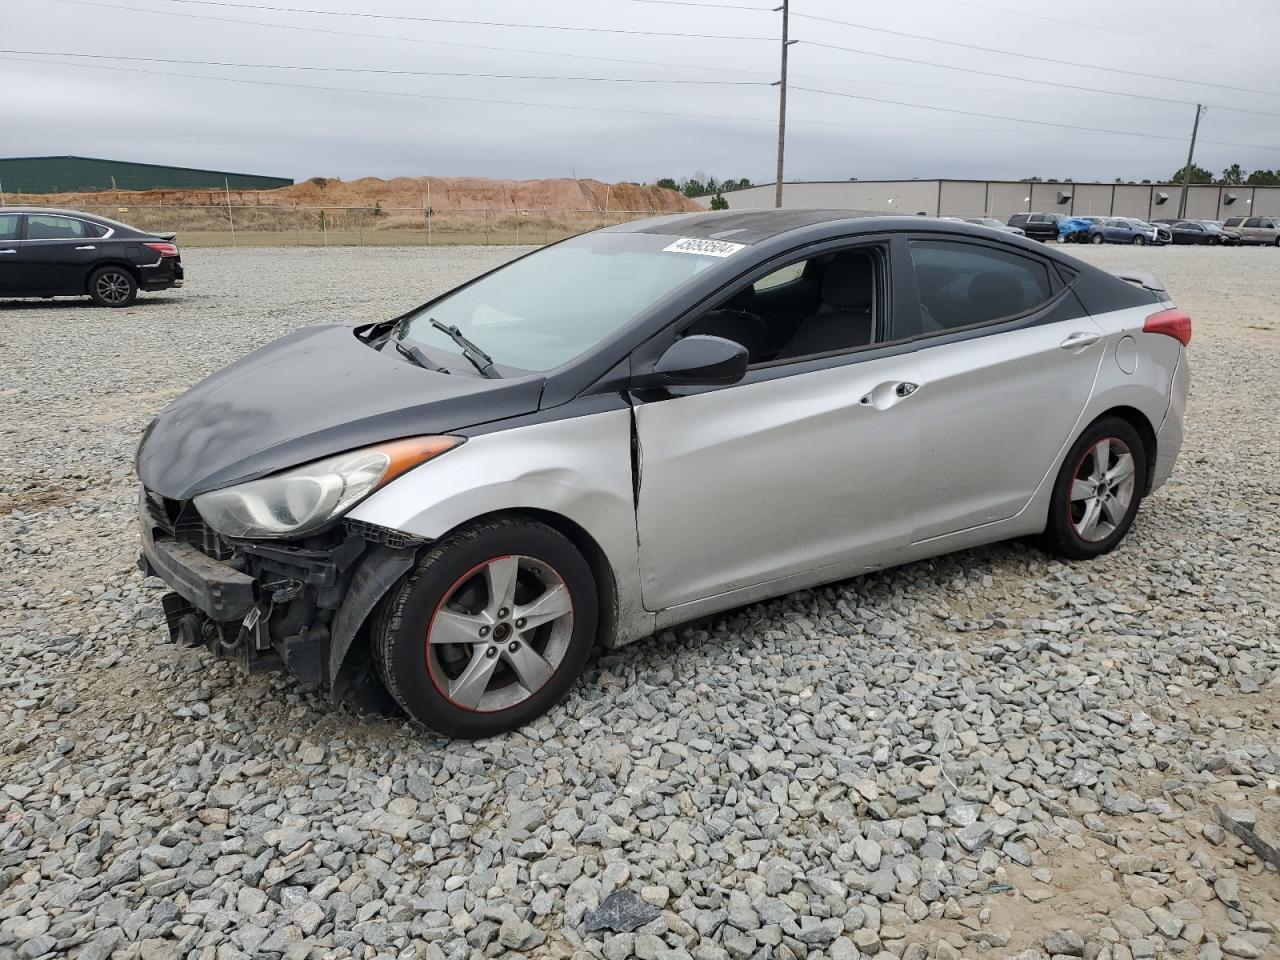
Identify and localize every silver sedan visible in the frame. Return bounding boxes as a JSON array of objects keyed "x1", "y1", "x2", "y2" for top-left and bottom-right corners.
[{"x1": 137, "y1": 210, "x2": 1191, "y2": 737}]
